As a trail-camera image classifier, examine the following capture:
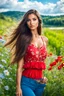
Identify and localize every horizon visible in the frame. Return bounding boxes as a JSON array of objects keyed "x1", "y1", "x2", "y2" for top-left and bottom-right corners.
[{"x1": 0, "y1": 10, "x2": 64, "y2": 16}]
